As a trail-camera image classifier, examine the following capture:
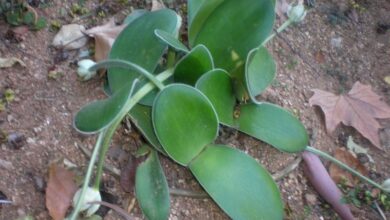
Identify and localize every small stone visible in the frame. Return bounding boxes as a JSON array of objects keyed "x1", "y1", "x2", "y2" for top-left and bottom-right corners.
[
  {"x1": 330, "y1": 37, "x2": 342, "y2": 48},
  {"x1": 305, "y1": 193, "x2": 317, "y2": 205},
  {"x1": 0, "y1": 159, "x2": 14, "y2": 170},
  {"x1": 52, "y1": 24, "x2": 88, "y2": 50}
]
